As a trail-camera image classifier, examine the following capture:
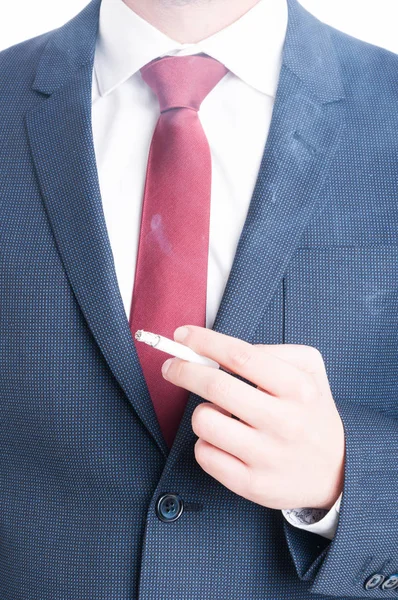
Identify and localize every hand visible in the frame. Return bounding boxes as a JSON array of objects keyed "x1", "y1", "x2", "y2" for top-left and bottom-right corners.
[{"x1": 161, "y1": 326, "x2": 346, "y2": 511}]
